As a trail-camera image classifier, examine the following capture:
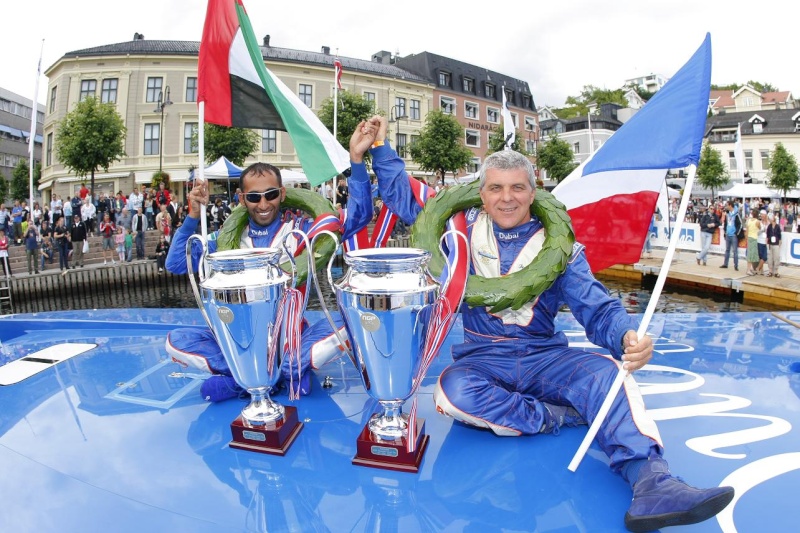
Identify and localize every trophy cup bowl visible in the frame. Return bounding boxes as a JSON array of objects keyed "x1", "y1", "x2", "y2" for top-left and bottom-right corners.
[
  {"x1": 187, "y1": 238, "x2": 305, "y2": 456},
  {"x1": 330, "y1": 247, "x2": 440, "y2": 472}
]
